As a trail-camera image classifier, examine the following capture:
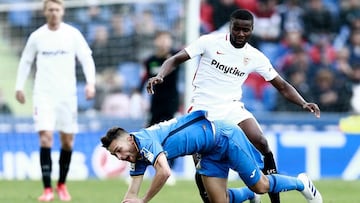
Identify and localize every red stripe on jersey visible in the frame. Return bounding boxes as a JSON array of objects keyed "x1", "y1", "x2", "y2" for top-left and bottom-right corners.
[{"x1": 187, "y1": 106, "x2": 193, "y2": 113}]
